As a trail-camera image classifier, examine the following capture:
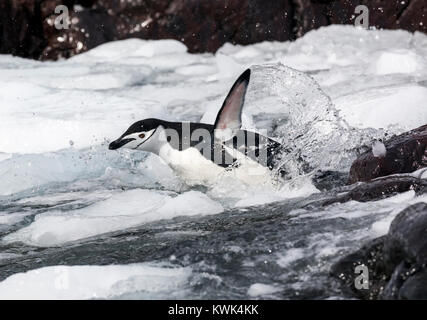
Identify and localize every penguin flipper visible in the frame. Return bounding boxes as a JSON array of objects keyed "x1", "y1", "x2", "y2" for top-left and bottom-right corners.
[{"x1": 214, "y1": 69, "x2": 251, "y2": 132}]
